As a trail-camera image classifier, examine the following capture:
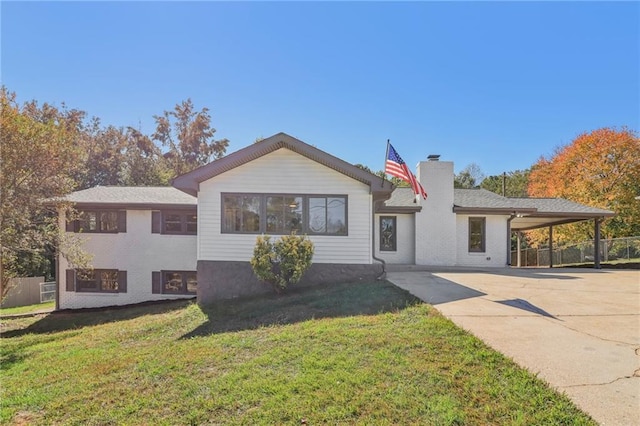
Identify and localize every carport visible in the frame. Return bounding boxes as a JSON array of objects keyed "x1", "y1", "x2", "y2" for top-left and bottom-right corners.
[
  {"x1": 453, "y1": 190, "x2": 616, "y2": 269},
  {"x1": 507, "y1": 198, "x2": 615, "y2": 268}
]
